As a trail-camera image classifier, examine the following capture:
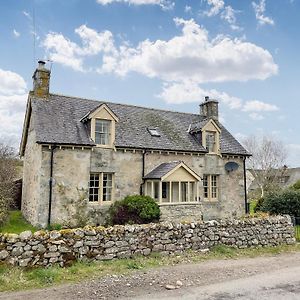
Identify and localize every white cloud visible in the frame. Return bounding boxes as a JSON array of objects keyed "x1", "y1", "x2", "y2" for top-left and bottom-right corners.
[
  {"x1": 157, "y1": 81, "x2": 279, "y2": 120},
  {"x1": 204, "y1": 0, "x2": 224, "y2": 17},
  {"x1": 184, "y1": 5, "x2": 192, "y2": 13},
  {"x1": 99, "y1": 18, "x2": 277, "y2": 83},
  {"x1": 0, "y1": 69, "x2": 27, "y2": 95},
  {"x1": 96, "y1": 0, "x2": 174, "y2": 10},
  {"x1": 221, "y1": 6, "x2": 241, "y2": 31},
  {"x1": 203, "y1": 1, "x2": 241, "y2": 30},
  {"x1": 157, "y1": 81, "x2": 242, "y2": 109},
  {"x1": 252, "y1": 0, "x2": 274, "y2": 26},
  {"x1": 0, "y1": 69, "x2": 27, "y2": 148},
  {"x1": 242, "y1": 100, "x2": 279, "y2": 112},
  {"x1": 22, "y1": 11, "x2": 32, "y2": 20},
  {"x1": 249, "y1": 112, "x2": 264, "y2": 120},
  {"x1": 43, "y1": 19, "x2": 277, "y2": 82},
  {"x1": 13, "y1": 29, "x2": 20, "y2": 38},
  {"x1": 43, "y1": 25, "x2": 116, "y2": 71}
]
